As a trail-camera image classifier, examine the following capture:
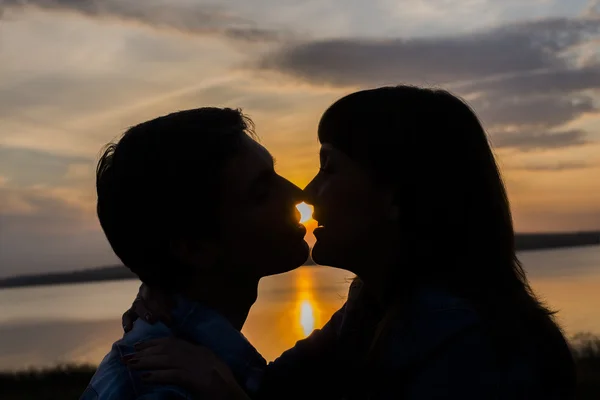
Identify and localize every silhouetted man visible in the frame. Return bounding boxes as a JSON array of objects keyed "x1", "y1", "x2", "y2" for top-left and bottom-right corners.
[{"x1": 82, "y1": 108, "x2": 309, "y2": 399}]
